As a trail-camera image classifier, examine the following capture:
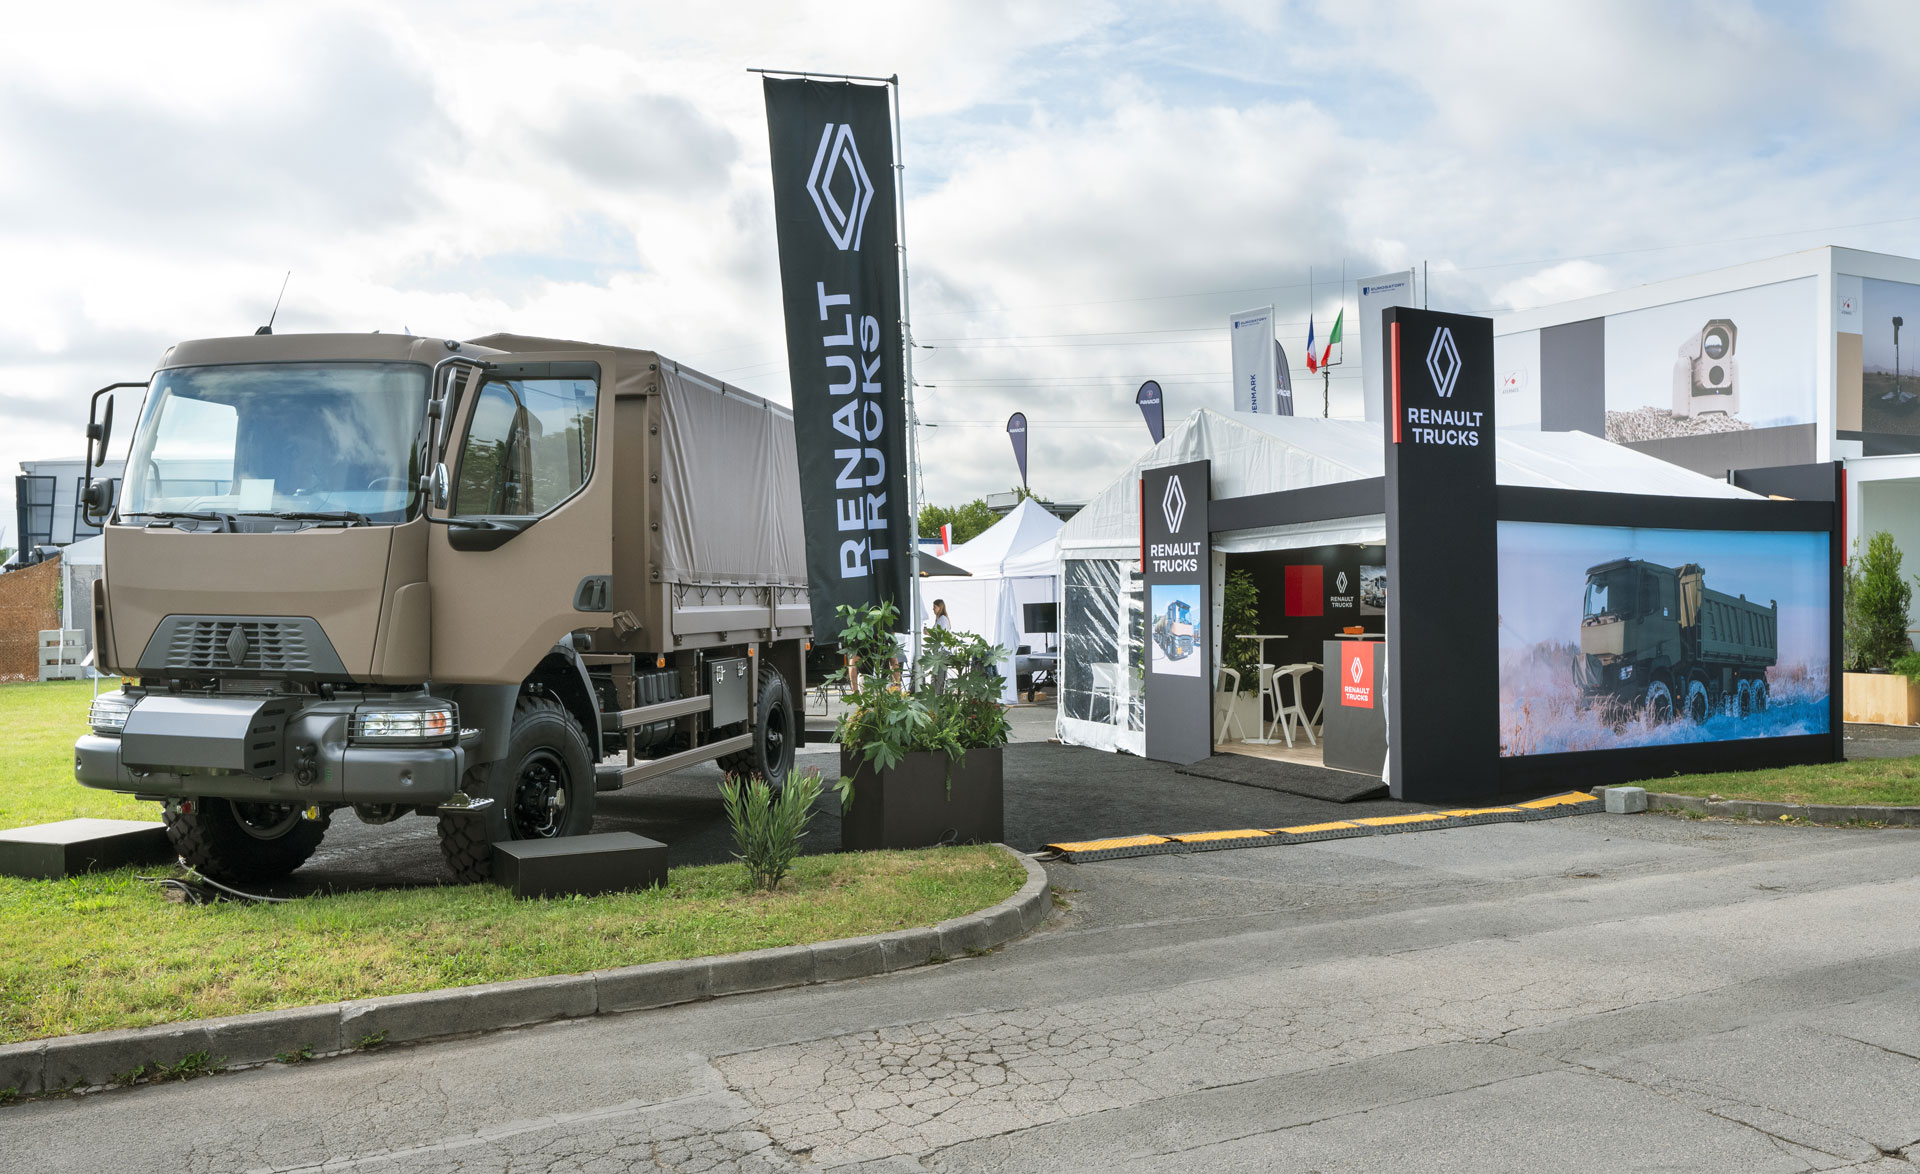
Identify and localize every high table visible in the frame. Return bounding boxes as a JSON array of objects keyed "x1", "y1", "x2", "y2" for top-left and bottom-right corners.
[{"x1": 1235, "y1": 634, "x2": 1291, "y2": 744}]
